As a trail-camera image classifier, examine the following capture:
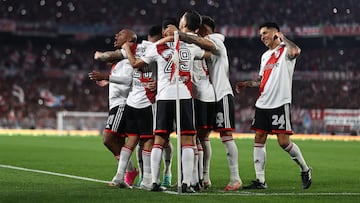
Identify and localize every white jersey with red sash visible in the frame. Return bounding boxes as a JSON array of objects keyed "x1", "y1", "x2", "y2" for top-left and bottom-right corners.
[
  {"x1": 192, "y1": 59, "x2": 215, "y2": 102},
  {"x1": 141, "y1": 41, "x2": 204, "y2": 100},
  {"x1": 108, "y1": 59, "x2": 133, "y2": 110},
  {"x1": 126, "y1": 40, "x2": 156, "y2": 108},
  {"x1": 256, "y1": 43, "x2": 296, "y2": 109}
]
